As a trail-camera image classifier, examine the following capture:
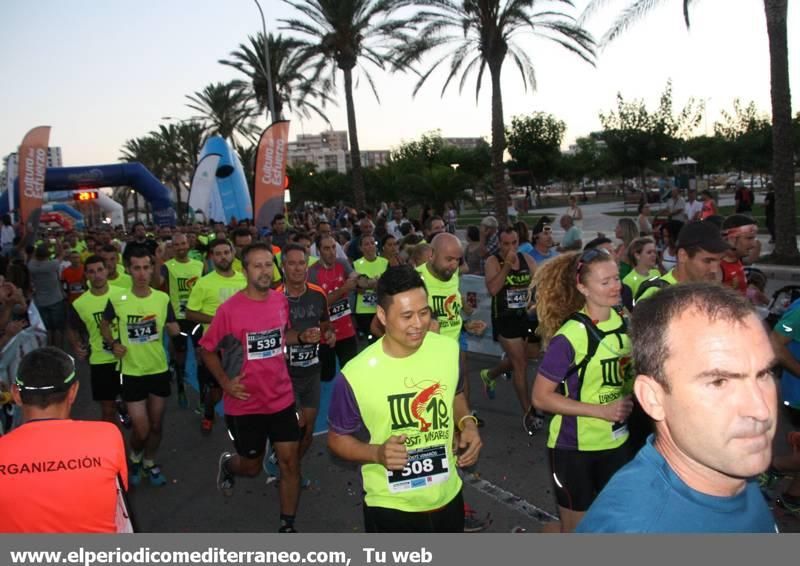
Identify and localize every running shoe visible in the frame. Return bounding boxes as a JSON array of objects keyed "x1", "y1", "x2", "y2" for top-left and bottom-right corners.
[
  {"x1": 118, "y1": 412, "x2": 132, "y2": 429},
  {"x1": 217, "y1": 452, "x2": 234, "y2": 496},
  {"x1": 200, "y1": 418, "x2": 214, "y2": 436},
  {"x1": 523, "y1": 407, "x2": 545, "y2": 436},
  {"x1": 278, "y1": 525, "x2": 298, "y2": 533},
  {"x1": 129, "y1": 460, "x2": 142, "y2": 487},
  {"x1": 463, "y1": 504, "x2": 491, "y2": 532},
  {"x1": 144, "y1": 464, "x2": 167, "y2": 487},
  {"x1": 479, "y1": 369, "x2": 496, "y2": 400}
]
